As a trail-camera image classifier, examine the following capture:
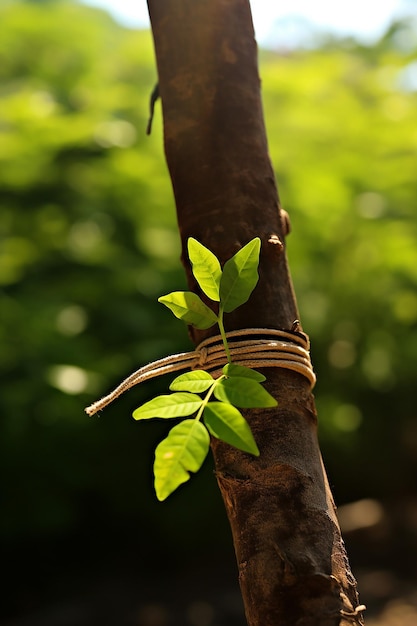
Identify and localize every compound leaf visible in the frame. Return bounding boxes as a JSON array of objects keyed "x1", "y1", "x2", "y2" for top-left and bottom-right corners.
[
  {"x1": 158, "y1": 291, "x2": 218, "y2": 329},
  {"x1": 223, "y1": 362, "x2": 266, "y2": 383},
  {"x1": 154, "y1": 420, "x2": 210, "y2": 501},
  {"x1": 204, "y1": 402, "x2": 259, "y2": 455},
  {"x1": 219, "y1": 238, "x2": 261, "y2": 313},
  {"x1": 213, "y1": 377, "x2": 277, "y2": 408},
  {"x1": 133, "y1": 392, "x2": 203, "y2": 420},
  {"x1": 170, "y1": 370, "x2": 214, "y2": 393},
  {"x1": 188, "y1": 238, "x2": 222, "y2": 302}
]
